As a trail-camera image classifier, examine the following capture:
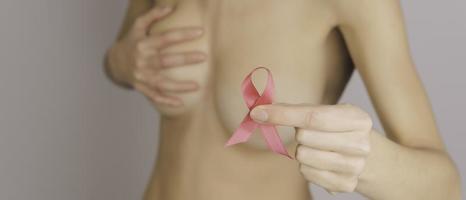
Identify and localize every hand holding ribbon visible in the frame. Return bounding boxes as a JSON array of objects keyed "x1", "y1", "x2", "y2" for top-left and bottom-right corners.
[
  {"x1": 224, "y1": 67, "x2": 291, "y2": 158},
  {"x1": 224, "y1": 67, "x2": 375, "y2": 194}
]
